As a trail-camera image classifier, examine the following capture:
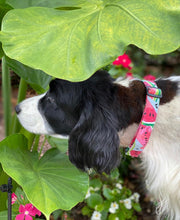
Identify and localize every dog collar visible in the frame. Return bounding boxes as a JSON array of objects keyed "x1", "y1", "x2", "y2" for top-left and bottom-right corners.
[{"x1": 126, "y1": 80, "x2": 162, "y2": 157}]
